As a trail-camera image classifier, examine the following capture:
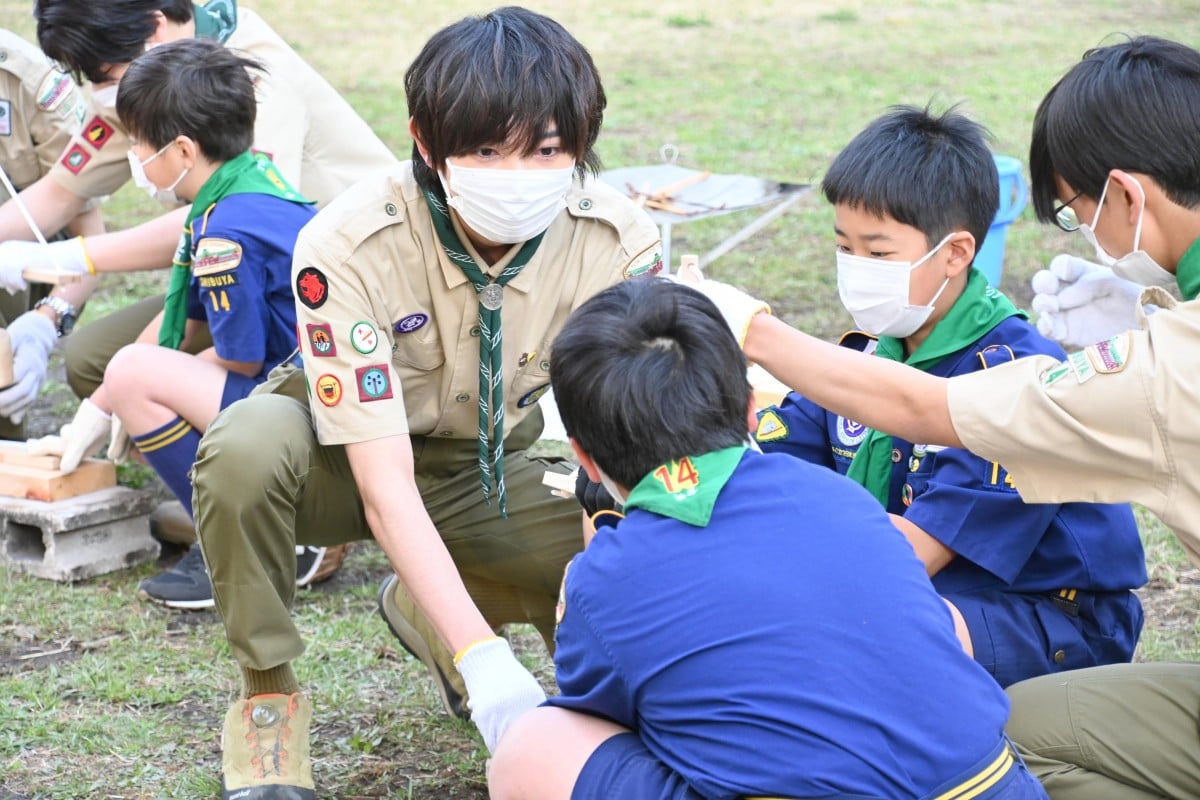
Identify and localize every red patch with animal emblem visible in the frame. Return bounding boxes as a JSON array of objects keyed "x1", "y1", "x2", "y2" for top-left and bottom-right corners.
[
  {"x1": 60, "y1": 143, "x2": 91, "y2": 174},
  {"x1": 295, "y1": 267, "x2": 329, "y2": 310},
  {"x1": 83, "y1": 116, "x2": 114, "y2": 150}
]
